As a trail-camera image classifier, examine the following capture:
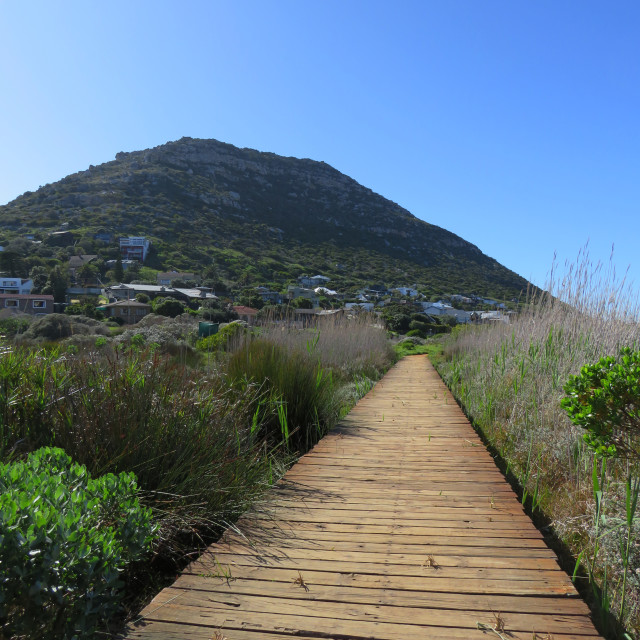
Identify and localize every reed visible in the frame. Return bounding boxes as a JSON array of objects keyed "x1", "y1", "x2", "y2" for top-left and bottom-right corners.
[{"x1": 436, "y1": 248, "x2": 640, "y2": 636}]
